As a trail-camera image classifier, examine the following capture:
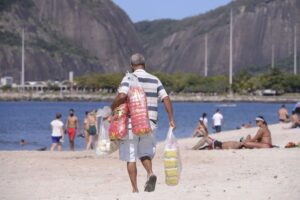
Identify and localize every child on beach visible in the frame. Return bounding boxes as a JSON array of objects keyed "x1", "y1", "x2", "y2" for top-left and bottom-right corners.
[{"x1": 50, "y1": 113, "x2": 64, "y2": 151}]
